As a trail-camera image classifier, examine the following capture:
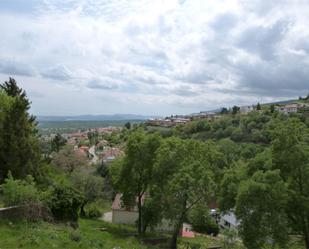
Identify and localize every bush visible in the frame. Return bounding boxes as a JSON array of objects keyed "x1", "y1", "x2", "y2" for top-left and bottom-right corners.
[
  {"x1": 189, "y1": 204, "x2": 219, "y2": 236},
  {"x1": 45, "y1": 181, "x2": 84, "y2": 222},
  {"x1": 85, "y1": 203, "x2": 101, "y2": 218},
  {"x1": 69, "y1": 228, "x2": 81, "y2": 242},
  {"x1": 0, "y1": 172, "x2": 40, "y2": 206}
]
